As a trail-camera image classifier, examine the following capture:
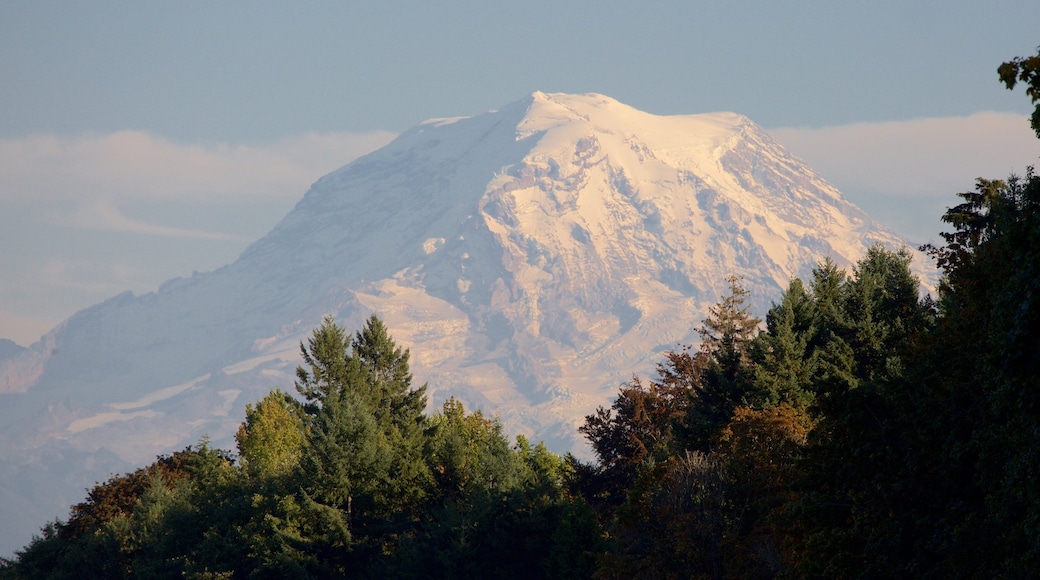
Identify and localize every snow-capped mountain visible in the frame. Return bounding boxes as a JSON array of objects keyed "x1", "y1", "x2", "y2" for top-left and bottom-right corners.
[{"x1": 0, "y1": 92, "x2": 918, "y2": 554}]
